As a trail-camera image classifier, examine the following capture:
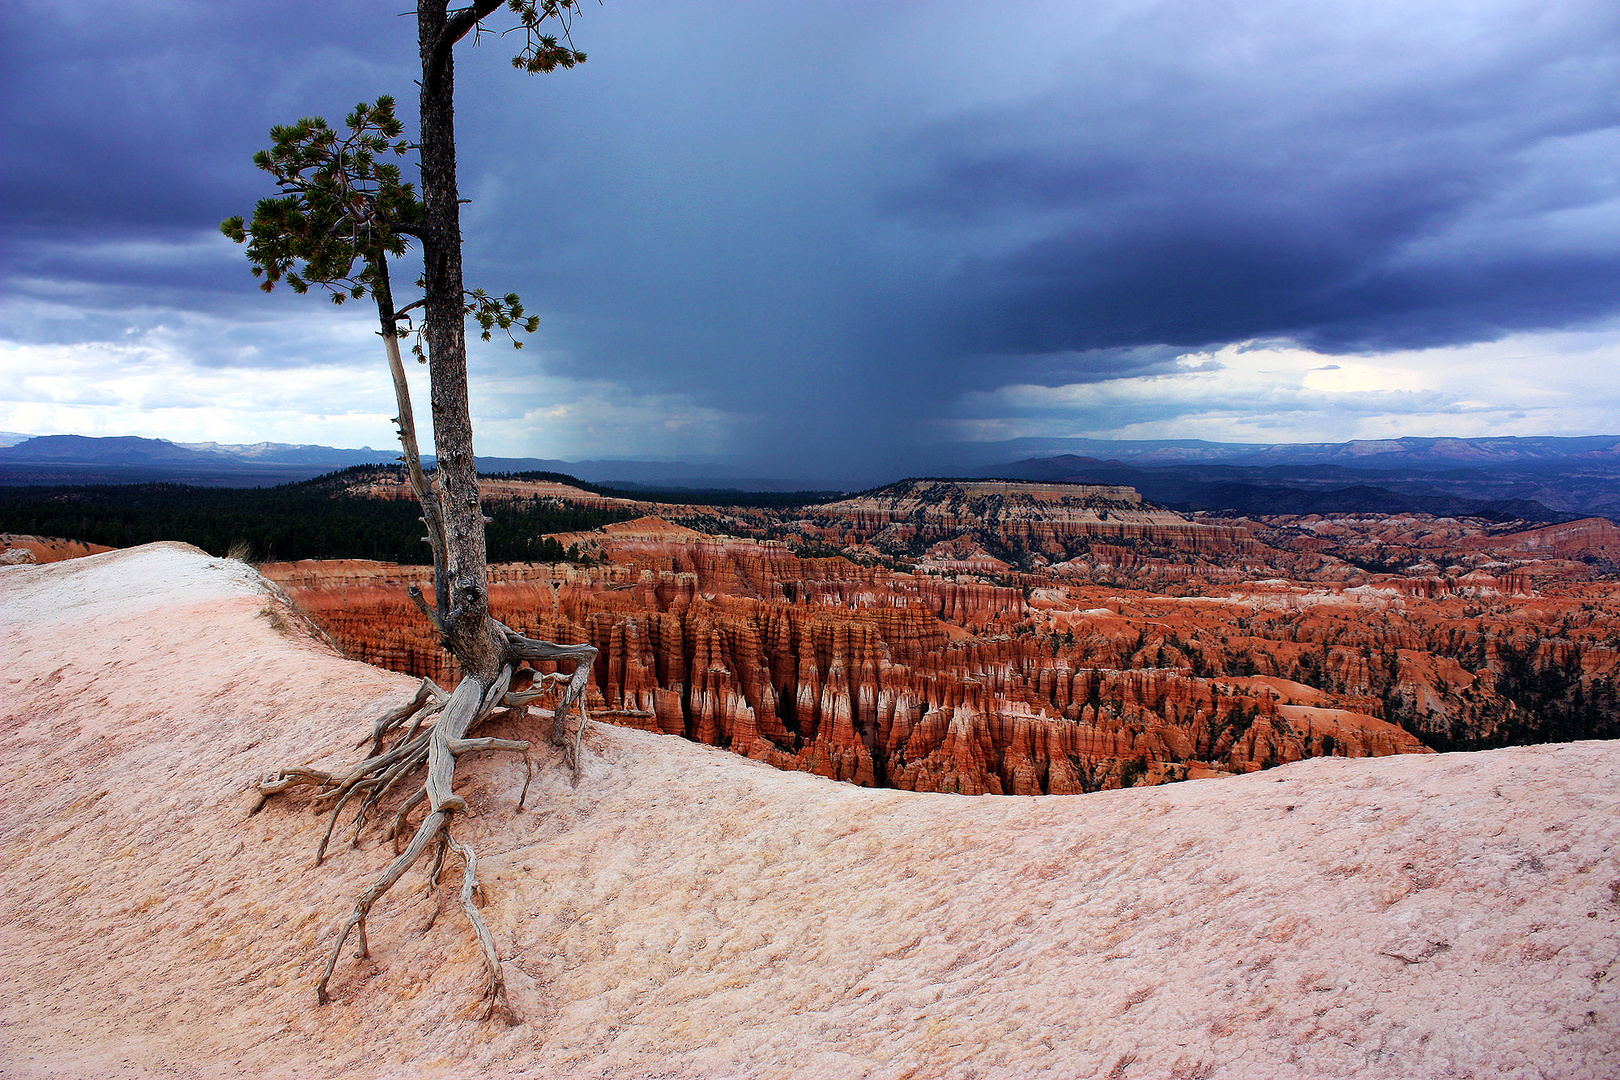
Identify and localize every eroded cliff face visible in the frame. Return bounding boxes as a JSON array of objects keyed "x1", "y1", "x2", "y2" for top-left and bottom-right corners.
[
  {"x1": 790, "y1": 479, "x2": 1261, "y2": 570},
  {"x1": 263, "y1": 486, "x2": 1620, "y2": 795},
  {"x1": 266, "y1": 528, "x2": 1438, "y2": 795},
  {"x1": 0, "y1": 533, "x2": 114, "y2": 565}
]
